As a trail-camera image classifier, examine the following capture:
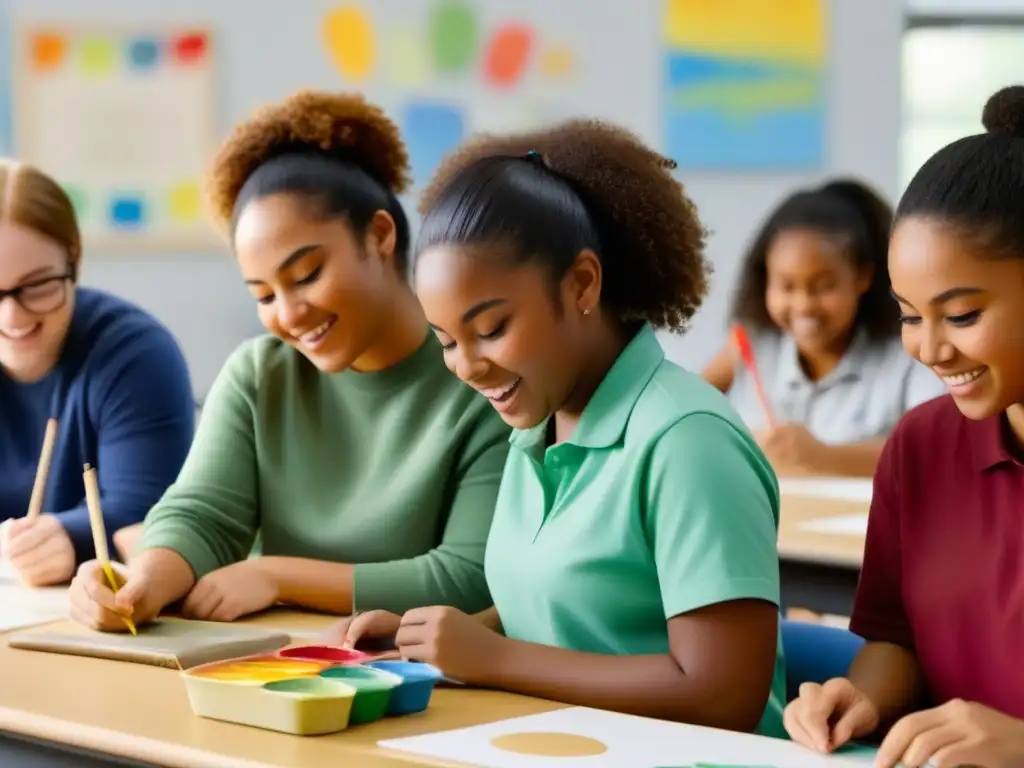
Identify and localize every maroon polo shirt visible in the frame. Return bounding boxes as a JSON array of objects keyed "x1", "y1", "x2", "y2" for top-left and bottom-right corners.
[{"x1": 850, "y1": 395, "x2": 1024, "y2": 718}]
